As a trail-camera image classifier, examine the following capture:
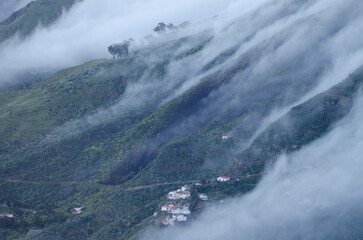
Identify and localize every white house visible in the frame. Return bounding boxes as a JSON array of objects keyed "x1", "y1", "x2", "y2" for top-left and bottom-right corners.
[
  {"x1": 199, "y1": 193, "x2": 208, "y2": 201},
  {"x1": 161, "y1": 216, "x2": 174, "y2": 226},
  {"x1": 172, "y1": 214, "x2": 187, "y2": 222},
  {"x1": 217, "y1": 176, "x2": 230, "y2": 182},
  {"x1": 167, "y1": 190, "x2": 190, "y2": 200},
  {"x1": 72, "y1": 206, "x2": 84, "y2": 214},
  {"x1": 171, "y1": 206, "x2": 190, "y2": 215},
  {"x1": 161, "y1": 204, "x2": 175, "y2": 212},
  {"x1": 0, "y1": 213, "x2": 13, "y2": 218}
]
